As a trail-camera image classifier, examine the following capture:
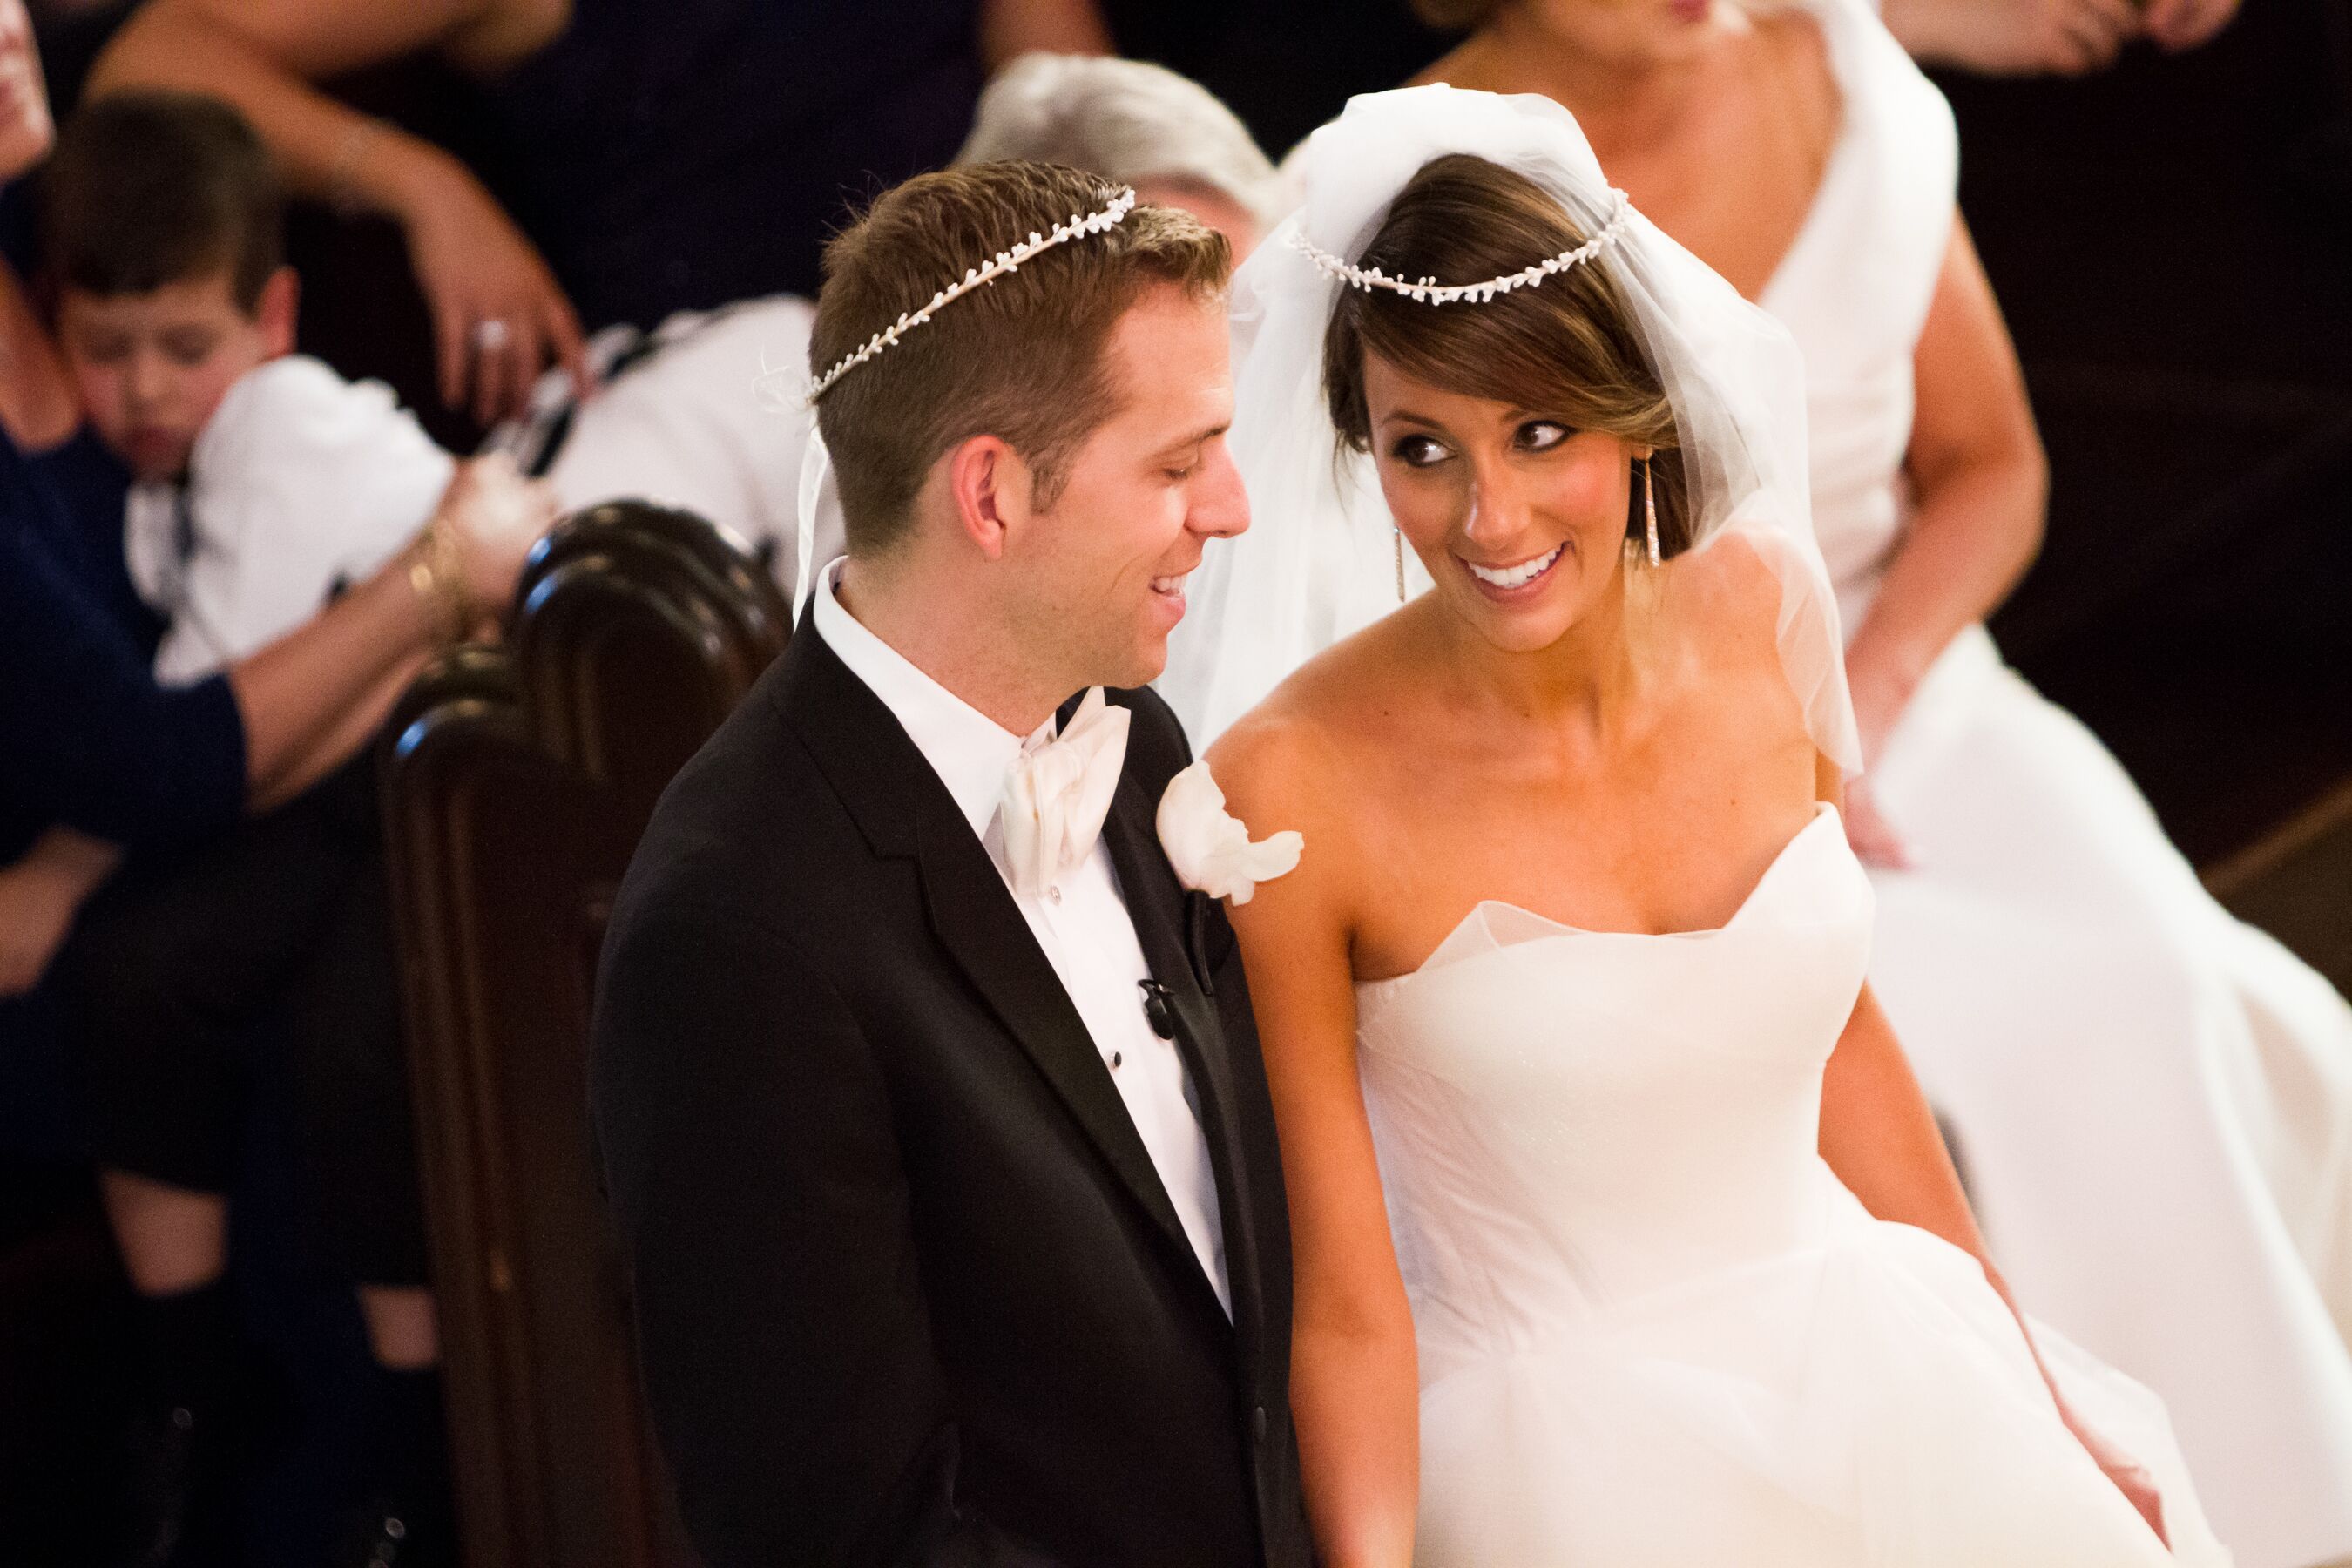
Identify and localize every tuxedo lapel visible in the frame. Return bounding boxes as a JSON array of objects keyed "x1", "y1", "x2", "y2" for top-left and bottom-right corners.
[
  {"x1": 778, "y1": 630, "x2": 1219, "y2": 1320},
  {"x1": 1100, "y1": 770, "x2": 1269, "y2": 1370}
]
